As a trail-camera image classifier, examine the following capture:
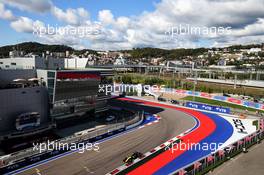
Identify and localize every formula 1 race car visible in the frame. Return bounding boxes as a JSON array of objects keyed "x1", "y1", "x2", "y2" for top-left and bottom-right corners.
[
  {"x1": 123, "y1": 152, "x2": 144, "y2": 165},
  {"x1": 170, "y1": 99, "x2": 179, "y2": 104},
  {"x1": 158, "y1": 97, "x2": 167, "y2": 102}
]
